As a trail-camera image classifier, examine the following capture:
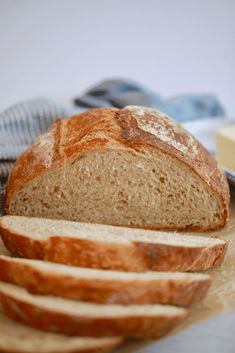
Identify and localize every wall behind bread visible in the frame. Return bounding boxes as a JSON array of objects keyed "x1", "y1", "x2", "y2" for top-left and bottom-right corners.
[{"x1": 0, "y1": 0, "x2": 234, "y2": 115}]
